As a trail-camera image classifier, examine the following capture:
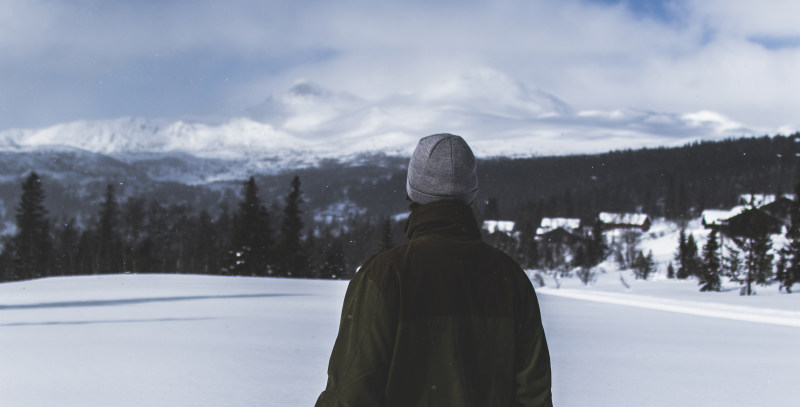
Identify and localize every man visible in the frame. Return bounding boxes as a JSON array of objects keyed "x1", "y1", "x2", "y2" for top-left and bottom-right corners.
[{"x1": 316, "y1": 134, "x2": 552, "y2": 406}]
